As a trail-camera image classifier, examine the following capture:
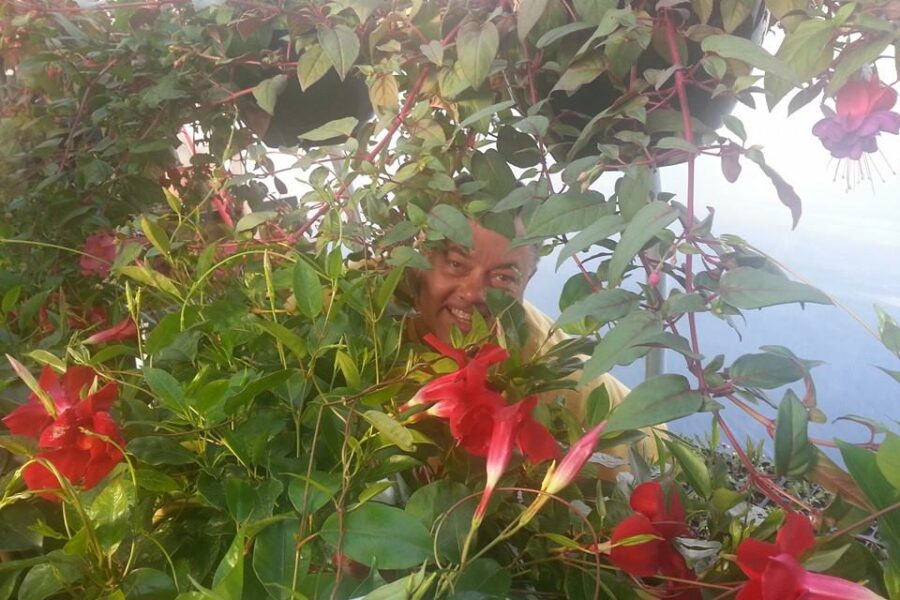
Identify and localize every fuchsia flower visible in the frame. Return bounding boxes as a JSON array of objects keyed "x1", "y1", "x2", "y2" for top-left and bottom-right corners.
[
  {"x1": 2, "y1": 365, "x2": 124, "y2": 499},
  {"x1": 736, "y1": 512, "x2": 884, "y2": 600},
  {"x1": 812, "y1": 76, "x2": 900, "y2": 160},
  {"x1": 79, "y1": 231, "x2": 117, "y2": 278}
]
